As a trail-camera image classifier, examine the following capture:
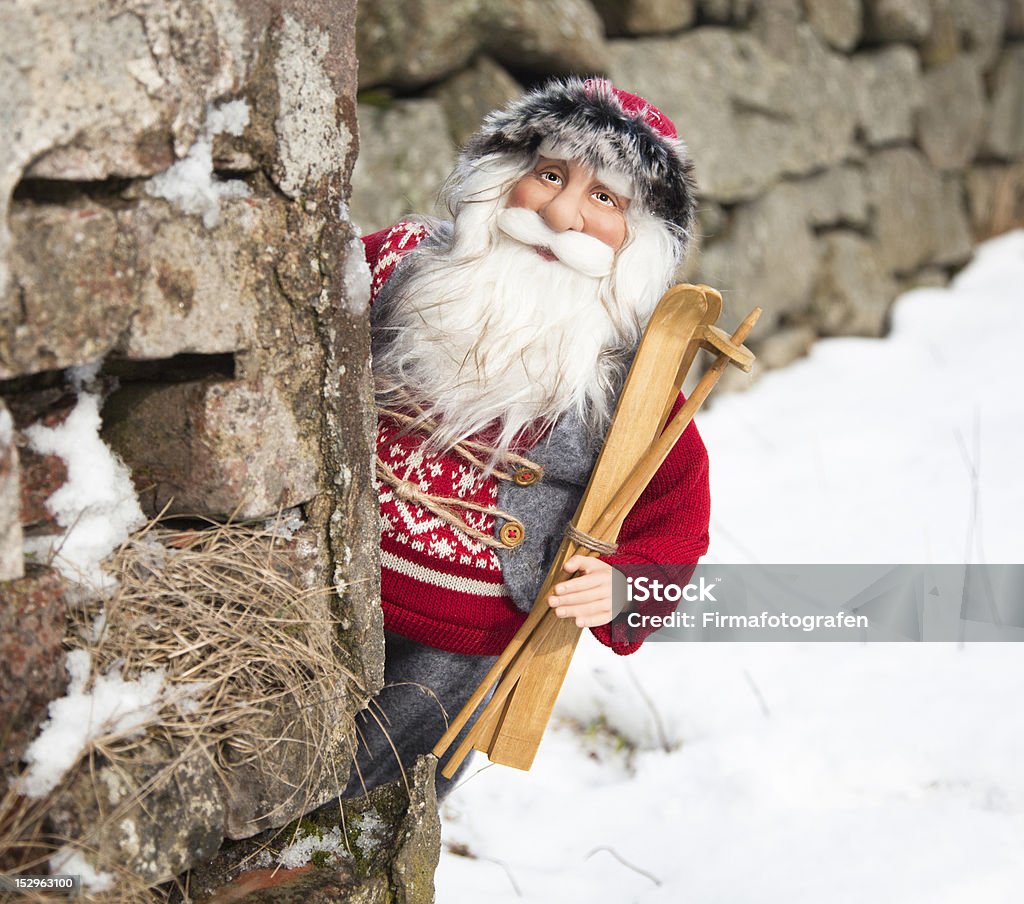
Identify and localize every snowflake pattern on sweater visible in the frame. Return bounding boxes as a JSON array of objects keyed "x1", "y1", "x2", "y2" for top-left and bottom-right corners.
[
  {"x1": 369, "y1": 222, "x2": 524, "y2": 655},
  {"x1": 377, "y1": 416, "x2": 503, "y2": 573}
]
